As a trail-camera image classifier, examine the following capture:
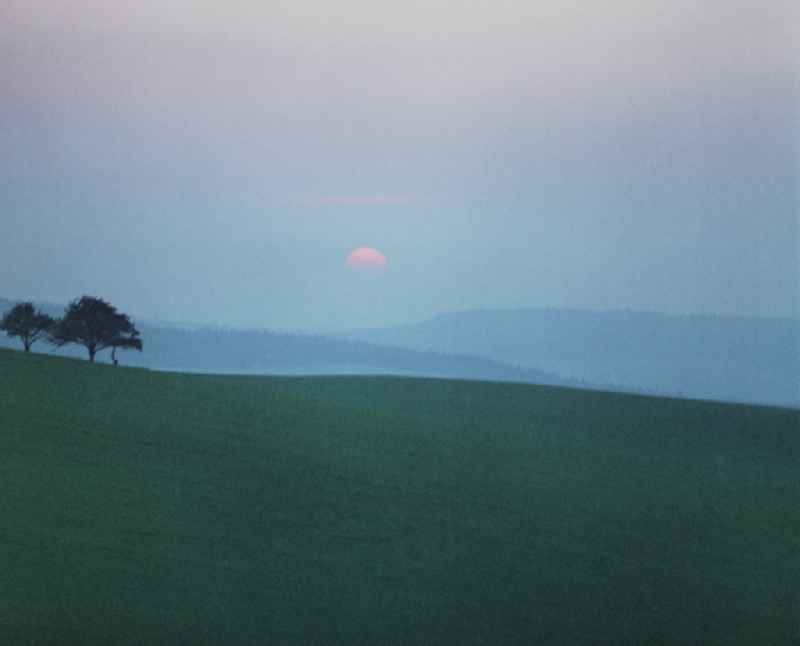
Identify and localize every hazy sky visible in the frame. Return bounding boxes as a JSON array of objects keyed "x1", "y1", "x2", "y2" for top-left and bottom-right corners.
[{"x1": 1, "y1": 0, "x2": 797, "y2": 329}]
